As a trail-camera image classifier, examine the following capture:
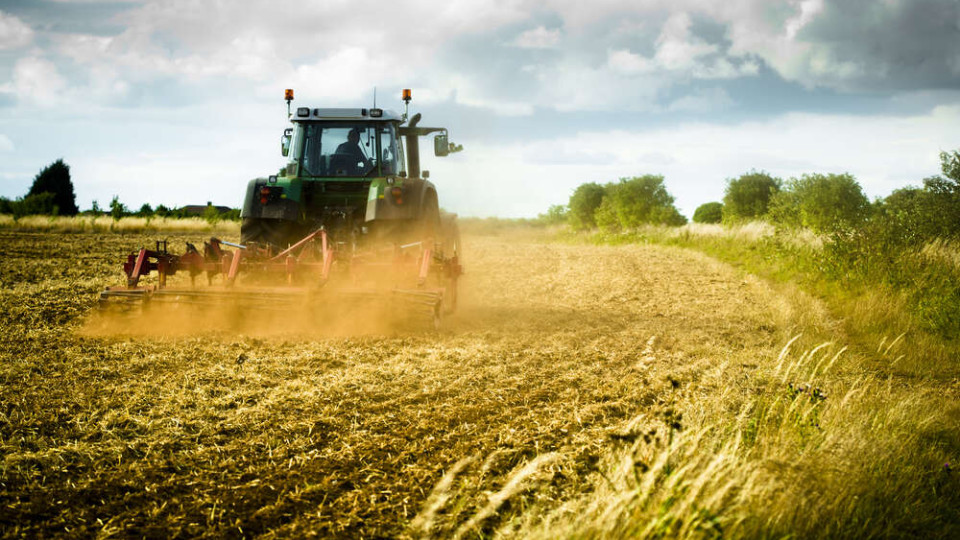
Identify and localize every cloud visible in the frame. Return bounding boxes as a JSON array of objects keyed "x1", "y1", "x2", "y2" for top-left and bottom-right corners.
[
  {"x1": 667, "y1": 87, "x2": 732, "y2": 112},
  {"x1": 430, "y1": 104, "x2": 960, "y2": 217},
  {"x1": 512, "y1": 26, "x2": 561, "y2": 49},
  {"x1": 607, "y1": 12, "x2": 759, "y2": 83},
  {"x1": 0, "y1": 134, "x2": 13, "y2": 152},
  {"x1": 0, "y1": 11, "x2": 34, "y2": 50},
  {"x1": 1, "y1": 57, "x2": 67, "y2": 106},
  {"x1": 716, "y1": 0, "x2": 960, "y2": 91}
]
